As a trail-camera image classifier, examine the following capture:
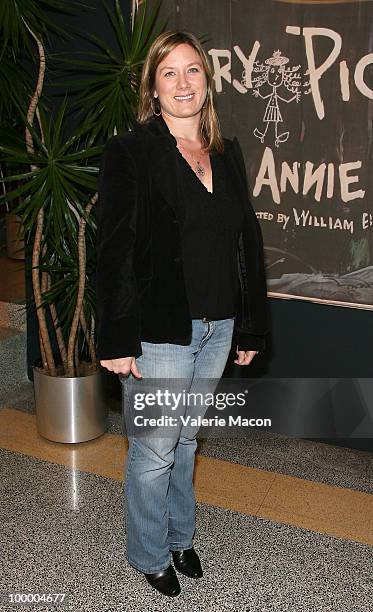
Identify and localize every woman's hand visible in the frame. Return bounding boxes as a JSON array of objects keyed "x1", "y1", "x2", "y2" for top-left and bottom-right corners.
[
  {"x1": 99, "y1": 357, "x2": 142, "y2": 379},
  {"x1": 234, "y1": 349, "x2": 258, "y2": 366}
]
